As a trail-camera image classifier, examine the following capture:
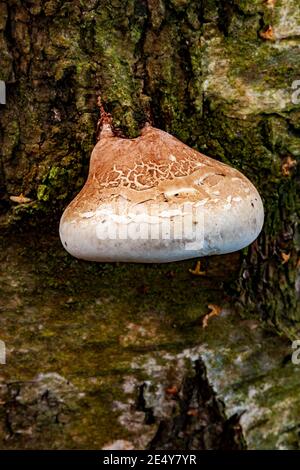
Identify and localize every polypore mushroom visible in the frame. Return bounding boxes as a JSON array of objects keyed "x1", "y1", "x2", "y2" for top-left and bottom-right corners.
[{"x1": 59, "y1": 117, "x2": 264, "y2": 263}]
